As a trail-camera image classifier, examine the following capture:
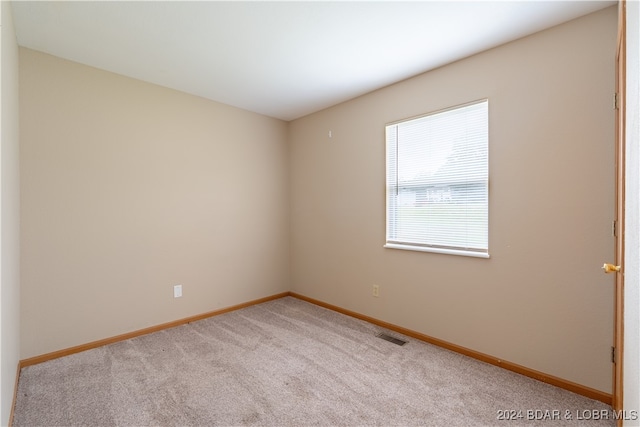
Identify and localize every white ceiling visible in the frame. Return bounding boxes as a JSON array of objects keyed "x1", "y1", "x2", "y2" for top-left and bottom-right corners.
[{"x1": 11, "y1": 1, "x2": 616, "y2": 121}]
